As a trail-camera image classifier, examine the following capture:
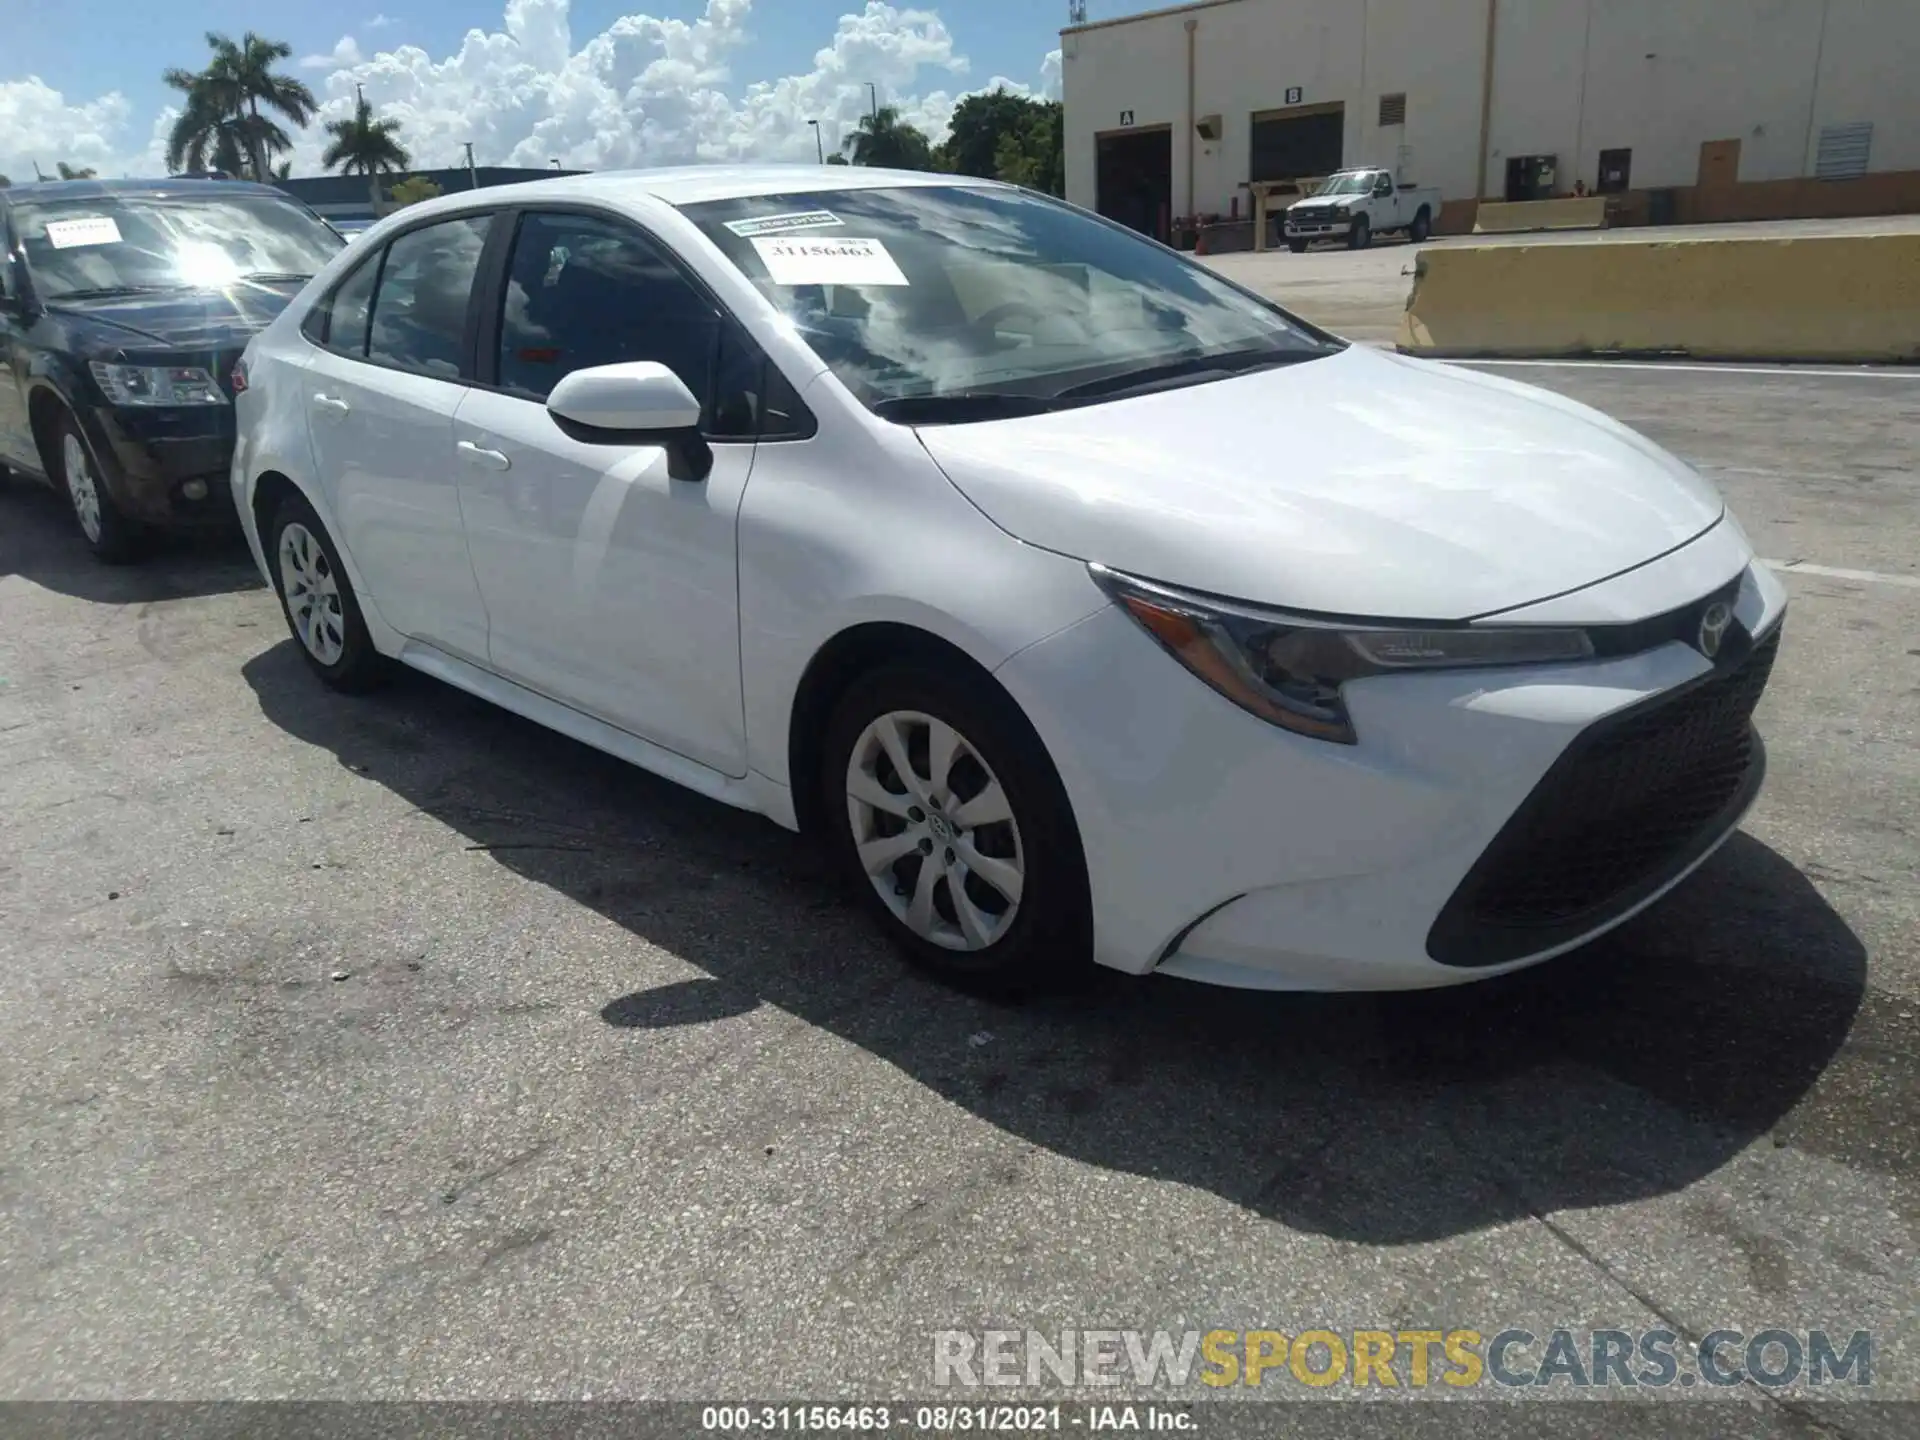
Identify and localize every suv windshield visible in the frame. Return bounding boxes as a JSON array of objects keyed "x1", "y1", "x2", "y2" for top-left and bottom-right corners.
[
  {"x1": 679, "y1": 185, "x2": 1338, "y2": 414},
  {"x1": 12, "y1": 191, "x2": 343, "y2": 301},
  {"x1": 1316, "y1": 173, "x2": 1375, "y2": 196}
]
